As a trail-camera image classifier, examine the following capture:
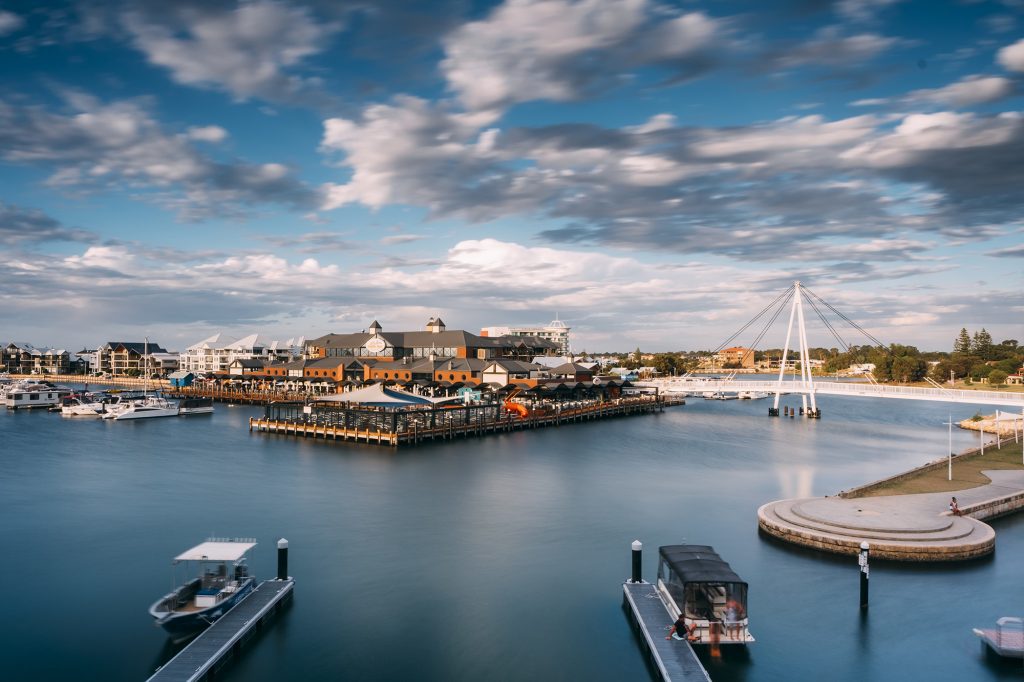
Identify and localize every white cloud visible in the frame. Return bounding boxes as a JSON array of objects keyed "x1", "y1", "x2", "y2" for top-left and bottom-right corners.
[
  {"x1": 997, "y1": 38, "x2": 1024, "y2": 72},
  {"x1": 0, "y1": 10, "x2": 24, "y2": 36},
  {"x1": 441, "y1": 0, "x2": 720, "y2": 111},
  {"x1": 856, "y1": 75, "x2": 1016, "y2": 108},
  {"x1": 122, "y1": 2, "x2": 338, "y2": 102},
  {"x1": 186, "y1": 125, "x2": 228, "y2": 143}
]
